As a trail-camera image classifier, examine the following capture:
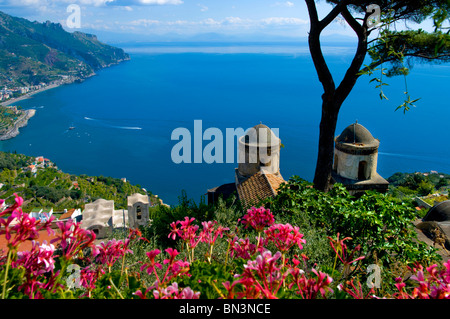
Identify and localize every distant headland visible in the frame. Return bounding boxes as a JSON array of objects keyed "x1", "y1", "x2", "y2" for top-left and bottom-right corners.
[
  {"x1": 0, "y1": 106, "x2": 35, "y2": 141},
  {"x1": 0, "y1": 10, "x2": 130, "y2": 138}
]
